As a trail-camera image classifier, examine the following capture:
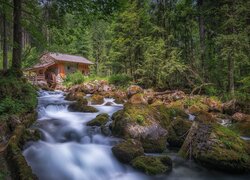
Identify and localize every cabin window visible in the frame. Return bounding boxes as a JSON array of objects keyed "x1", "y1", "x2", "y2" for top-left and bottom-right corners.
[
  {"x1": 67, "y1": 66, "x2": 70, "y2": 70},
  {"x1": 39, "y1": 70, "x2": 43, "y2": 75}
]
